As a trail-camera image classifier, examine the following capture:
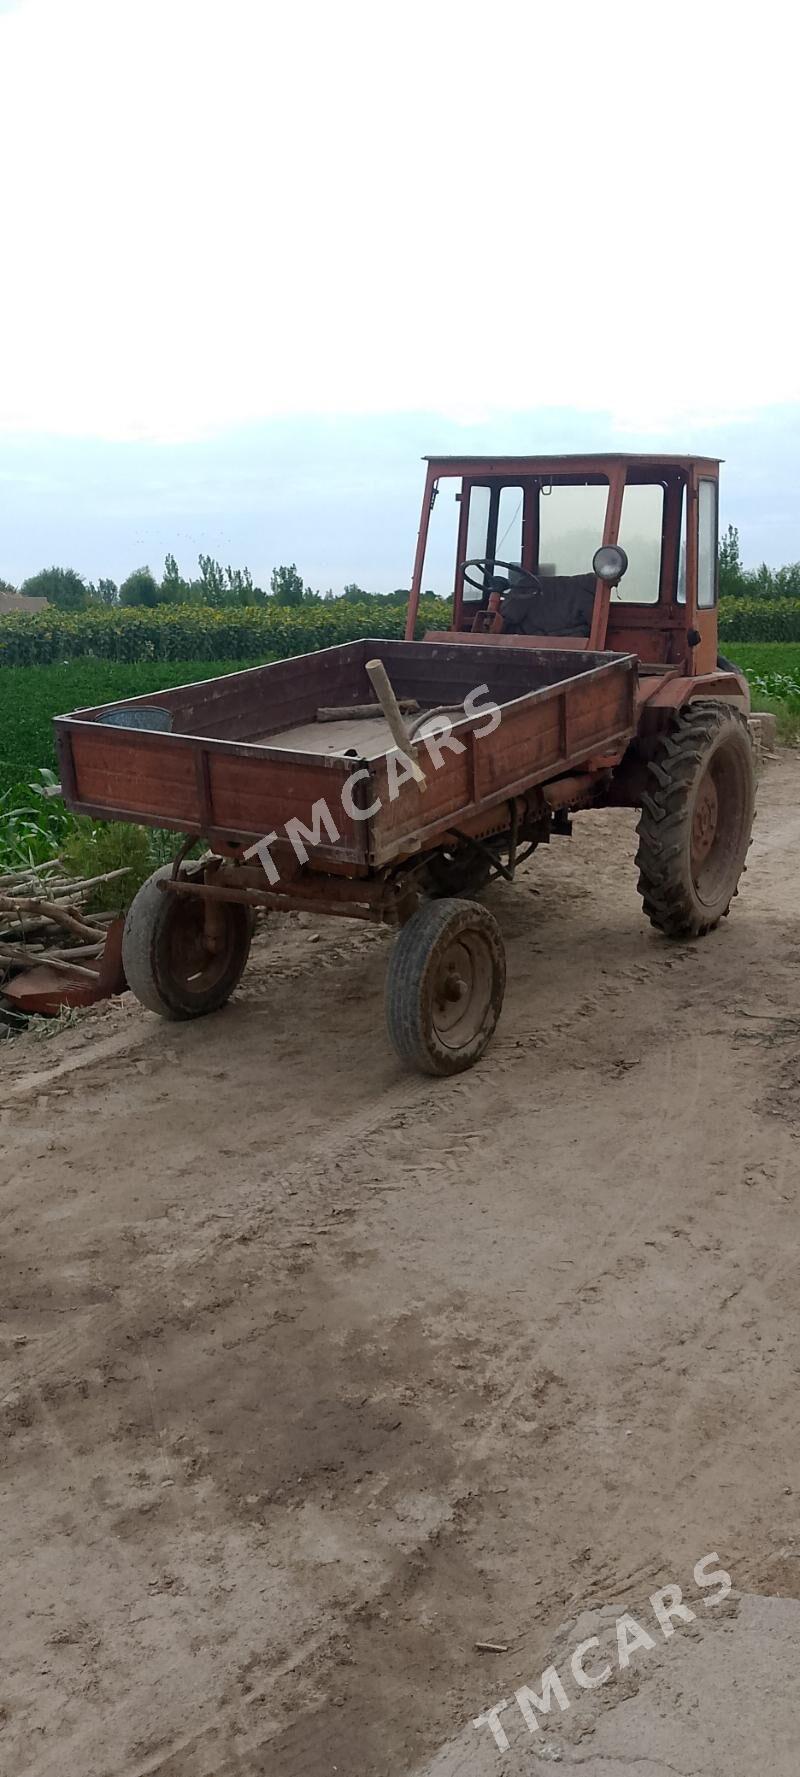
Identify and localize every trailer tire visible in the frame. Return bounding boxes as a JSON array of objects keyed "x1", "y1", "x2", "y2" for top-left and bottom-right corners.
[
  {"x1": 636, "y1": 701, "x2": 755, "y2": 940},
  {"x1": 385, "y1": 897, "x2": 506, "y2": 1075},
  {"x1": 122, "y1": 867, "x2": 253, "y2": 1019}
]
